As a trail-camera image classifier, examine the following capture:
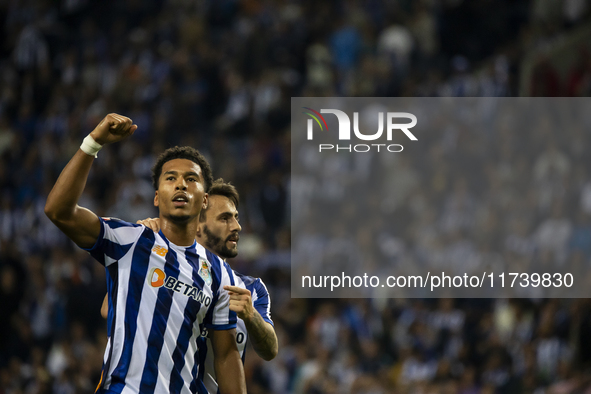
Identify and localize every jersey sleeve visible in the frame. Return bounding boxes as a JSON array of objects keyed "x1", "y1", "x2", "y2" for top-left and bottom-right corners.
[
  {"x1": 252, "y1": 278, "x2": 273, "y2": 326},
  {"x1": 206, "y1": 257, "x2": 237, "y2": 330},
  {"x1": 82, "y1": 217, "x2": 144, "y2": 266}
]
